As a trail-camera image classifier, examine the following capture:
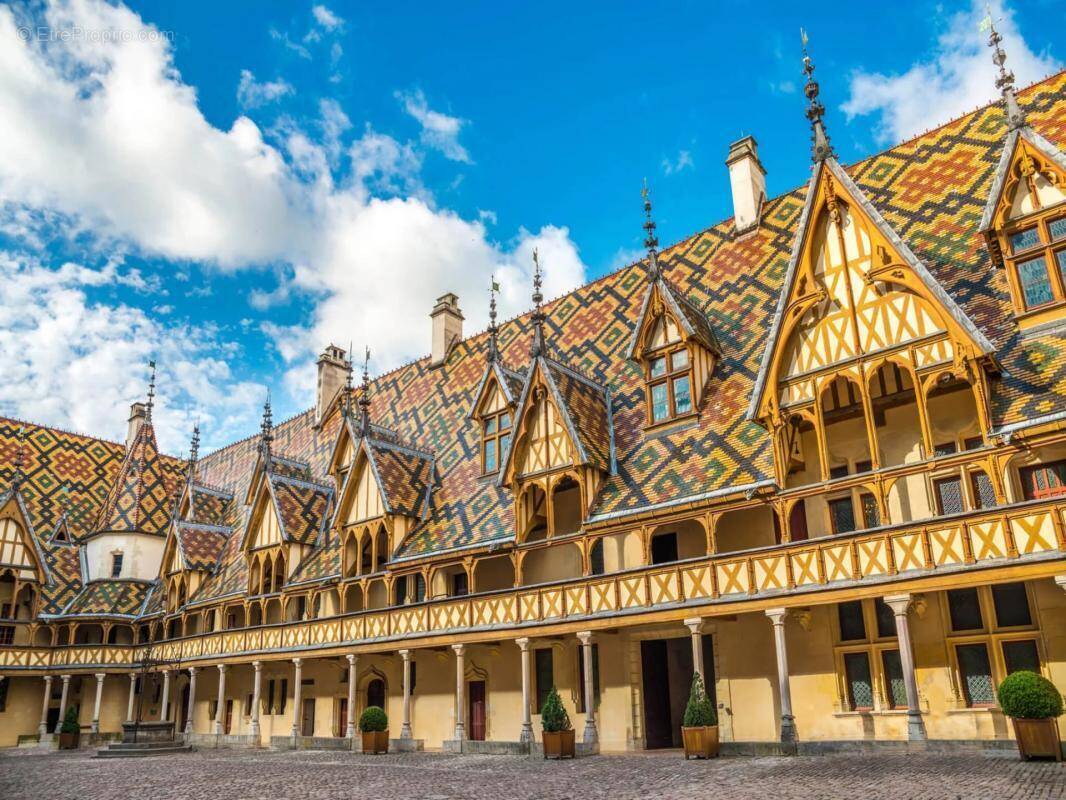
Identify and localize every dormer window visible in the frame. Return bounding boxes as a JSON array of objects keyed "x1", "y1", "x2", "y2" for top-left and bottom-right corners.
[
  {"x1": 644, "y1": 315, "x2": 694, "y2": 426},
  {"x1": 1005, "y1": 213, "x2": 1066, "y2": 312},
  {"x1": 111, "y1": 552, "x2": 124, "y2": 578},
  {"x1": 482, "y1": 408, "x2": 512, "y2": 474}
]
